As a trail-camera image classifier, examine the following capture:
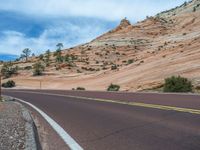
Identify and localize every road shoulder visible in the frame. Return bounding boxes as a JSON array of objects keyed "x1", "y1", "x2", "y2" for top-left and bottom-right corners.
[{"x1": 0, "y1": 97, "x2": 38, "y2": 150}]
